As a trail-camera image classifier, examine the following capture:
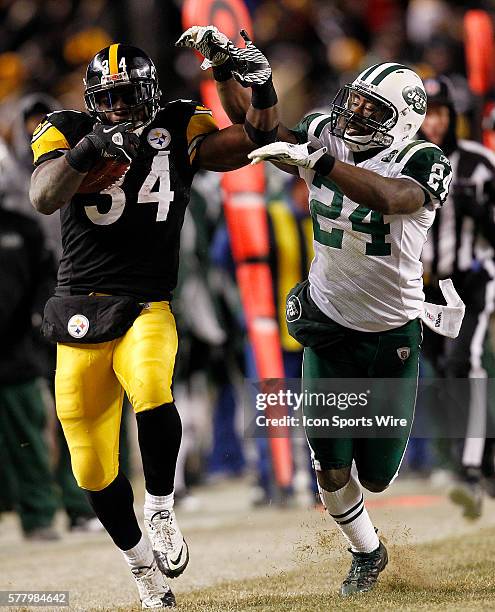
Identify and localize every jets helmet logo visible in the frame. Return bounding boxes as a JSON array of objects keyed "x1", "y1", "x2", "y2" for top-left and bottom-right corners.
[
  {"x1": 286, "y1": 295, "x2": 302, "y2": 322},
  {"x1": 67, "y1": 314, "x2": 90, "y2": 338},
  {"x1": 402, "y1": 85, "x2": 427, "y2": 115}
]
